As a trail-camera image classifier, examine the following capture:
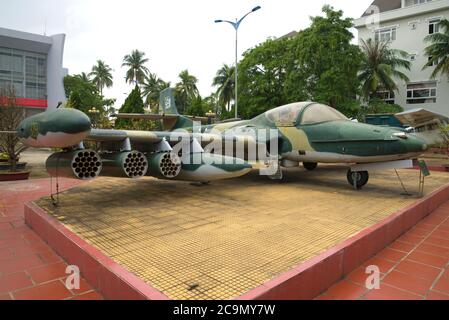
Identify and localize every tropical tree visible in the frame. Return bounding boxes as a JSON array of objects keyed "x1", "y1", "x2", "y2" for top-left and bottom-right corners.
[
  {"x1": 64, "y1": 75, "x2": 115, "y2": 128},
  {"x1": 141, "y1": 73, "x2": 170, "y2": 111},
  {"x1": 238, "y1": 6, "x2": 364, "y2": 119},
  {"x1": 359, "y1": 38, "x2": 411, "y2": 100},
  {"x1": 75, "y1": 72, "x2": 91, "y2": 82},
  {"x1": 238, "y1": 37, "x2": 292, "y2": 119},
  {"x1": 89, "y1": 60, "x2": 113, "y2": 95},
  {"x1": 286, "y1": 5, "x2": 364, "y2": 115},
  {"x1": 423, "y1": 19, "x2": 449, "y2": 79},
  {"x1": 175, "y1": 69, "x2": 199, "y2": 113},
  {"x1": 115, "y1": 86, "x2": 157, "y2": 130},
  {"x1": 122, "y1": 49, "x2": 150, "y2": 85},
  {"x1": 212, "y1": 64, "x2": 235, "y2": 112}
]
